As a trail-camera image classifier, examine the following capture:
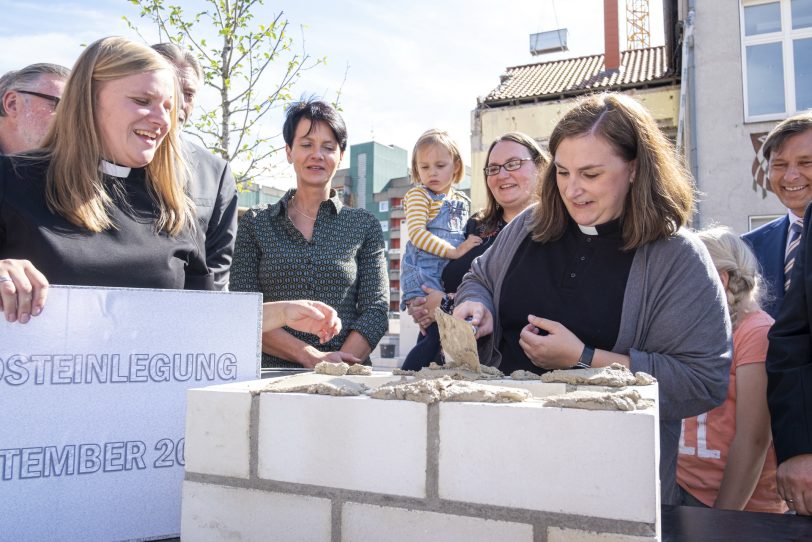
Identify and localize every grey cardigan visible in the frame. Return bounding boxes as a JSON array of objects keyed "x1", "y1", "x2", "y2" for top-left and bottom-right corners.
[{"x1": 456, "y1": 206, "x2": 733, "y2": 505}]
